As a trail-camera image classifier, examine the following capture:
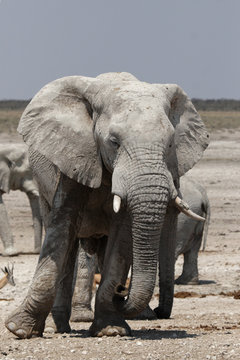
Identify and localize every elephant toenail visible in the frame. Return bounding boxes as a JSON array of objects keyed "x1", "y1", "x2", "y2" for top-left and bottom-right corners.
[
  {"x1": 107, "y1": 327, "x2": 118, "y2": 336},
  {"x1": 16, "y1": 329, "x2": 27, "y2": 338},
  {"x1": 6, "y1": 322, "x2": 17, "y2": 331},
  {"x1": 44, "y1": 326, "x2": 55, "y2": 334}
]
